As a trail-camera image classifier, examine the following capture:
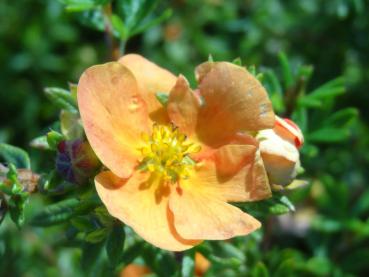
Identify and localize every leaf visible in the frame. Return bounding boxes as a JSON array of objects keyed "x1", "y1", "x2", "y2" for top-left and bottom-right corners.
[
  {"x1": 60, "y1": 110, "x2": 84, "y2": 140},
  {"x1": 71, "y1": 216, "x2": 96, "y2": 232},
  {"x1": 155, "y1": 92, "x2": 169, "y2": 107},
  {"x1": 84, "y1": 227, "x2": 108, "y2": 243},
  {"x1": 279, "y1": 196, "x2": 296, "y2": 212},
  {"x1": 305, "y1": 77, "x2": 345, "y2": 101},
  {"x1": 308, "y1": 128, "x2": 350, "y2": 143},
  {"x1": 0, "y1": 143, "x2": 30, "y2": 169},
  {"x1": 30, "y1": 136, "x2": 50, "y2": 150},
  {"x1": 0, "y1": 193, "x2": 7, "y2": 225},
  {"x1": 118, "y1": 0, "x2": 161, "y2": 33},
  {"x1": 324, "y1": 108, "x2": 358, "y2": 127},
  {"x1": 278, "y1": 52, "x2": 294, "y2": 89},
  {"x1": 252, "y1": 262, "x2": 270, "y2": 277},
  {"x1": 30, "y1": 198, "x2": 80, "y2": 226},
  {"x1": 181, "y1": 251, "x2": 195, "y2": 277},
  {"x1": 263, "y1": 70, "x2": 284, "y2": 113},
  {"x1": 8, "y1": 193, "x2": 28, "y2": 227},
  {"x1": 59, "y1": 0, "x2": 106, "y2": 12},
  {"x1": 297, "y1": 96, "x2": 322, "y2": 108},
  {"x1": 106, "y1": 224, "x2": 125, "y2": 268},
  {"x1": 44, "y1": 87, "x2": 78, "y2": 112},
  {"x1": 240, "y1": 194, "x2": 295, "y2": 216},
  {"x1": 121, "y1": 241, "x2": 145, "y2": 265},
  {"x1": 81, "y1": 241, "x2": 105, "y2": 274},
  {"x1": 130, "y1": 9, "x2": 172, "y2": 36},
  {"x1": 232, "y1": 57, "x2": 242, "y2": 66},
  {"x1": 111, "y1": 14, "x2": 128, "y2": 39},
  {"x1": 46, "y1": 130, "x2": 64, "y2": 150}
]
